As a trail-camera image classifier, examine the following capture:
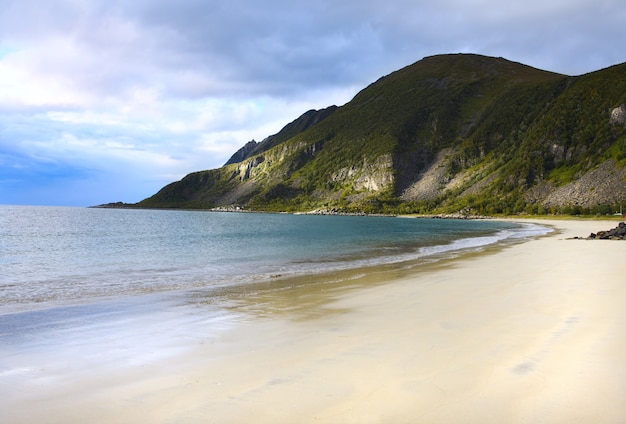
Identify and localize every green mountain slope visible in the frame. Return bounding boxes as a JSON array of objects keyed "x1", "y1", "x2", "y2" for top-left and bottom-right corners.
[{"x1": 137, "y1": 54, "x2": 626, "y2": 215}]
